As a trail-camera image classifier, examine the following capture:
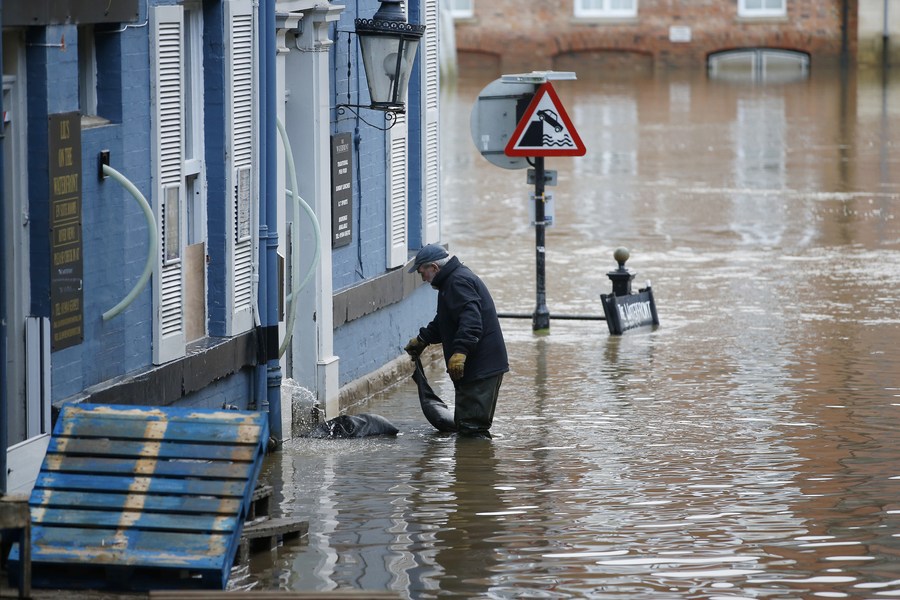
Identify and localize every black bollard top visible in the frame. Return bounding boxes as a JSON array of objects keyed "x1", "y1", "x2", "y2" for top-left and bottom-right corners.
[{"x1": 607, "y1": 247, "x2": 635, "y2": 296}]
